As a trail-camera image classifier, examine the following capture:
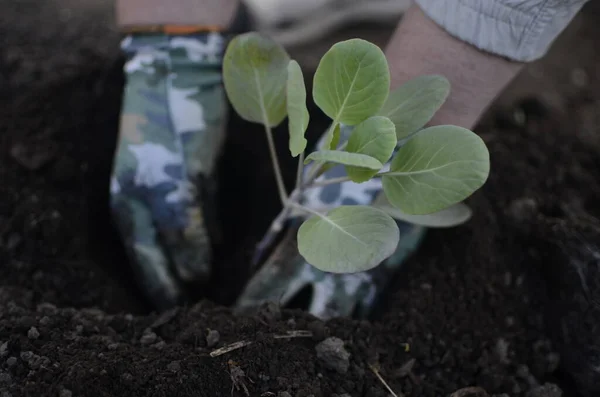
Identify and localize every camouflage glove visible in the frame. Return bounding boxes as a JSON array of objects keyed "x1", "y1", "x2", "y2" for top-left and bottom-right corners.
[
  {"x1": 235, "y1": 125, "x2": 427, "y2": 320},
  {"x1": 110, "y1": 30, "x2": 227, "y2": 309}
]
